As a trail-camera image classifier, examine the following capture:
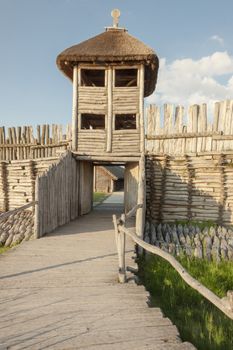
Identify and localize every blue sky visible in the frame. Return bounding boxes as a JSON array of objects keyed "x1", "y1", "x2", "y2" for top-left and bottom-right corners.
[{"x1": 0, "y1": 0, "x2": 233, "y2": 127}]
